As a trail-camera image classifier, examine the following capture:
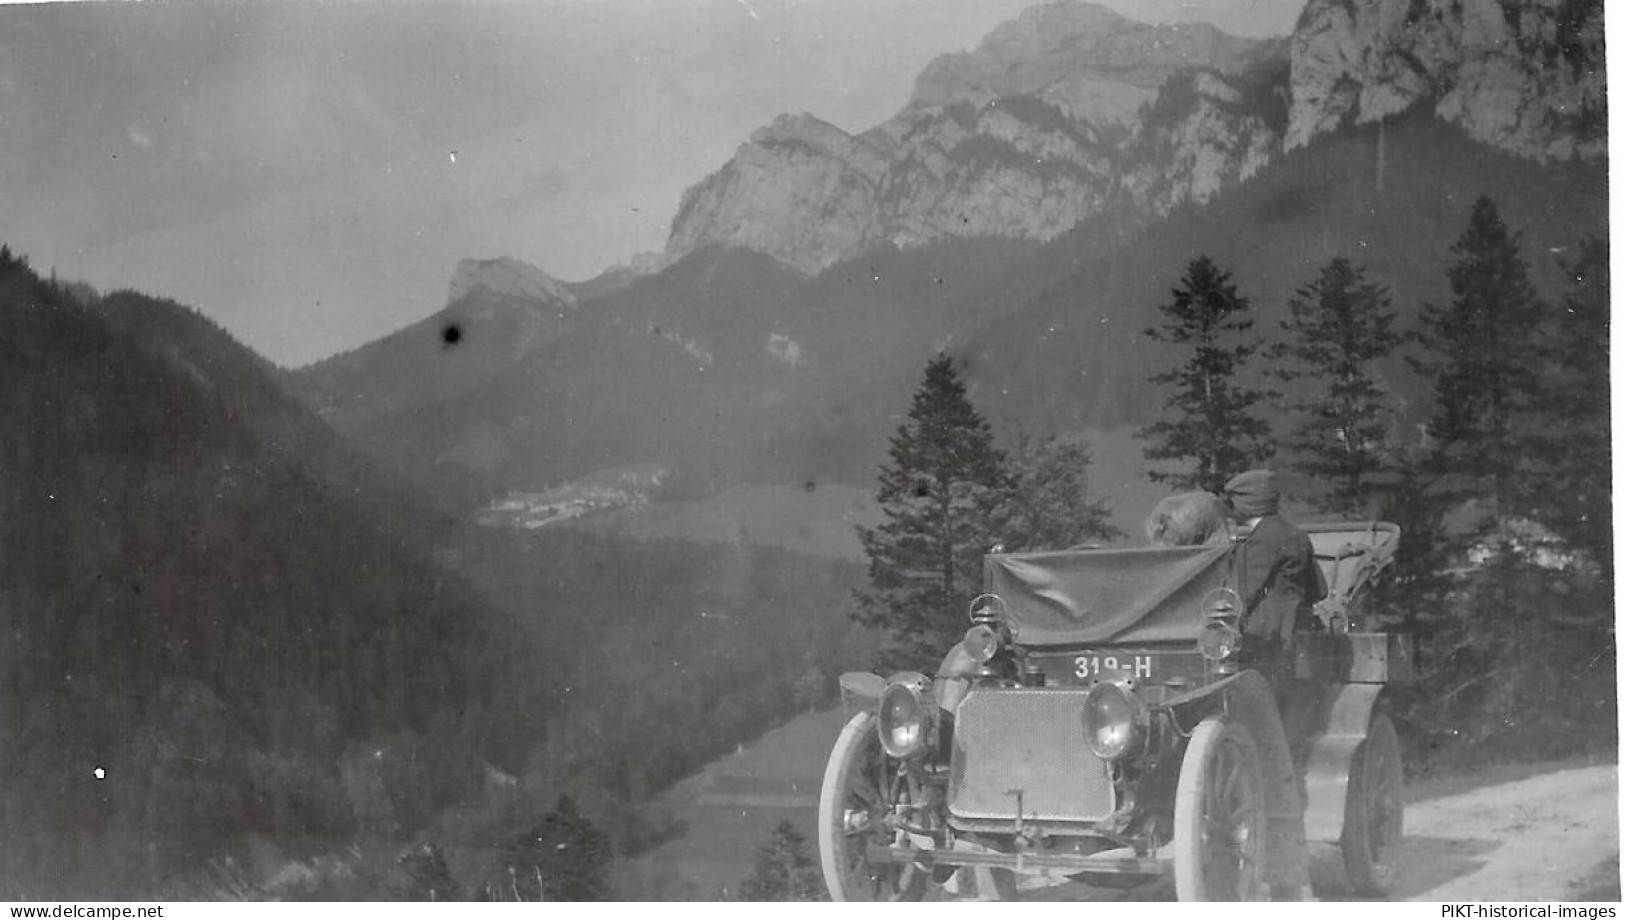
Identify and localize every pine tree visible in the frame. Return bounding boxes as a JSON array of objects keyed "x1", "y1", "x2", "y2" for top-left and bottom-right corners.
[
  {"x1": 485, "y1": 795, "x2": 610, "y2": 901},
  {"x1": 855, "y1": 355, "x2": 1008, "y2": 669},
  {"x1": 1373, "y1": 458, "x2": 1456, "y2": 641},
  {"x1": 1267, "y1": 257, "x2": 1403, "y2": 515},
  {"x1": 1000, "y1": 434, "x2": 1122, "y2": 551},
  {"x1": 1396, "y1": 198, "x2": 1612, "y2": 767},
  {"x1": 1409, "y1": 196, "x2": 1546, "y2": 533},
  {"x1": 1524, "y1": 235, "x2": 1611, "y2": 578},
  {"x1": 395, "y1": 843, "x2": 463, "y2": 901},
  {"x1": 1136, "y1": 255, "x2": 1274, "y2": 493},
  {"x1": 737, "y1": 820, "x2": 824, "y2": 901}
]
